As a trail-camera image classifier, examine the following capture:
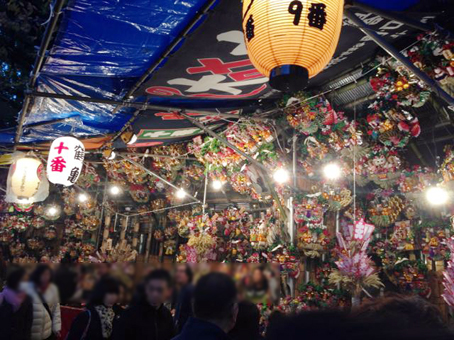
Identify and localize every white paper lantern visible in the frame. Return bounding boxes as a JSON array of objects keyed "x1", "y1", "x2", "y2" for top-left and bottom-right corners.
[
  {"x1": 47, "y1": 137, "x2": 85, "y2": 186},
  {"x1": 10, "y1": 157, "x2": 44, "y2": 200}
]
